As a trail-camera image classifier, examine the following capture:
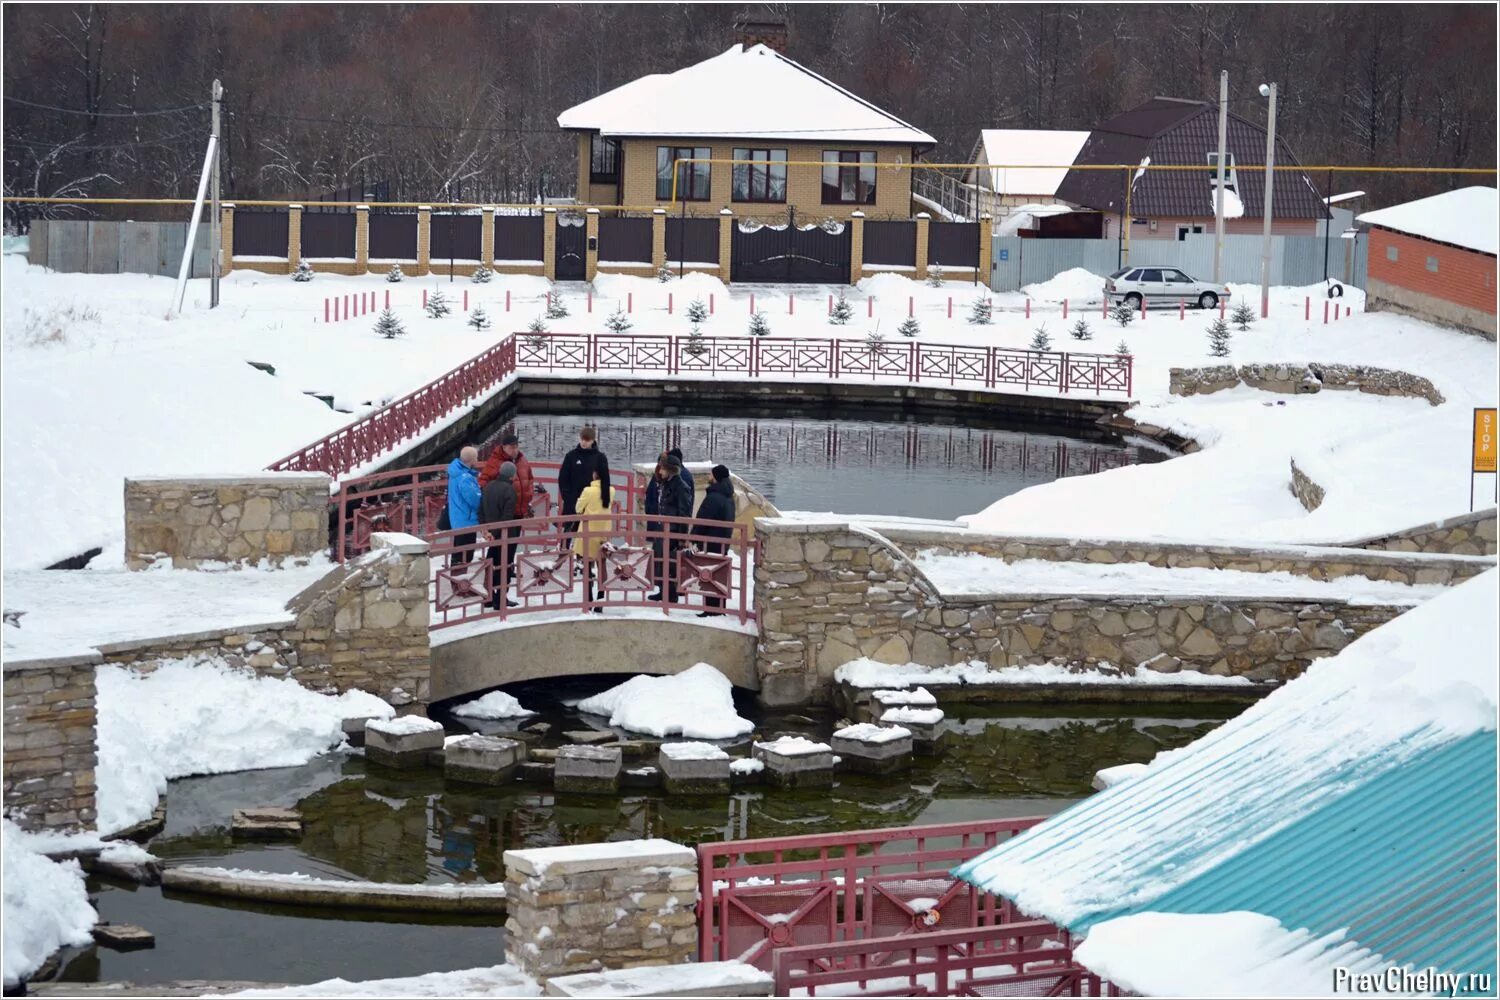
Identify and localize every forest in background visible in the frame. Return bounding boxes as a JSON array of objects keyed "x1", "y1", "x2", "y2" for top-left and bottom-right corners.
[{"x1": 3, "y1": 3, "x2": 1495, "y2": 222}]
